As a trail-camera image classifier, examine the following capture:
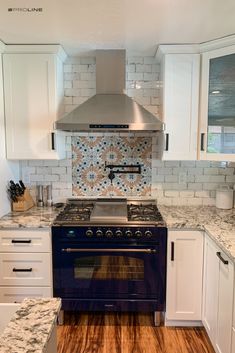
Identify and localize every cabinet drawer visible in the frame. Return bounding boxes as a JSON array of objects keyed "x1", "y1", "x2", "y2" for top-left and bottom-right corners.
[
  {"x1": 0, "y1": 230, "x2": 51, "y2": 252},
  {"x1": 0, "y1": 286, "x2": 52, "y2": 303},
  {"x1": 0, "y1": 253, "x2": 51, "y2": 286}
]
